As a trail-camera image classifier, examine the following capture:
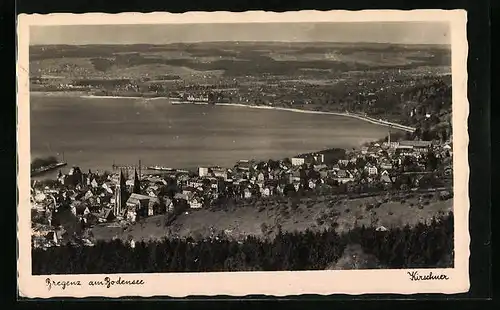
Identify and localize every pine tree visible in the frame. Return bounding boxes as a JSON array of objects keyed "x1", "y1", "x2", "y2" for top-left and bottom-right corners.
[{"x1": 133, "y1": 169, "x2": 141, "y2": 194}]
